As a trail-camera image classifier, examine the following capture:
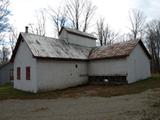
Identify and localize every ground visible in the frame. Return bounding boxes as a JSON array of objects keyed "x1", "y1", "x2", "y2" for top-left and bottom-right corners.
[
  {"x1": 0, "y1": 75, "x2": 160, "y2": 99},
  {"x1": 0, "y1": 88, "x2": 160, "y2": 120},
  {"x1": 0, "y1": 75, "x2": 160, "y2": 120}
]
